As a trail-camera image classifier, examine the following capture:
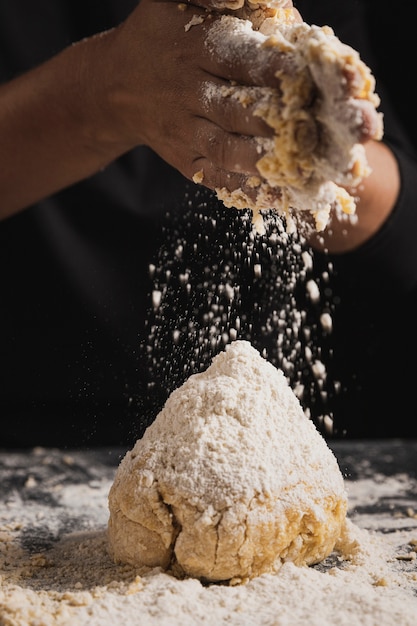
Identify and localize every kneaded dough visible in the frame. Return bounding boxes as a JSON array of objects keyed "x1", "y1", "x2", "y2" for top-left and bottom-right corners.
[
  {"x1": 203, "y1": 8, "x2": 383, "y2": 233},
  {"x1": 107, "y1": 341, "x2": 347, "y2": 583}
]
